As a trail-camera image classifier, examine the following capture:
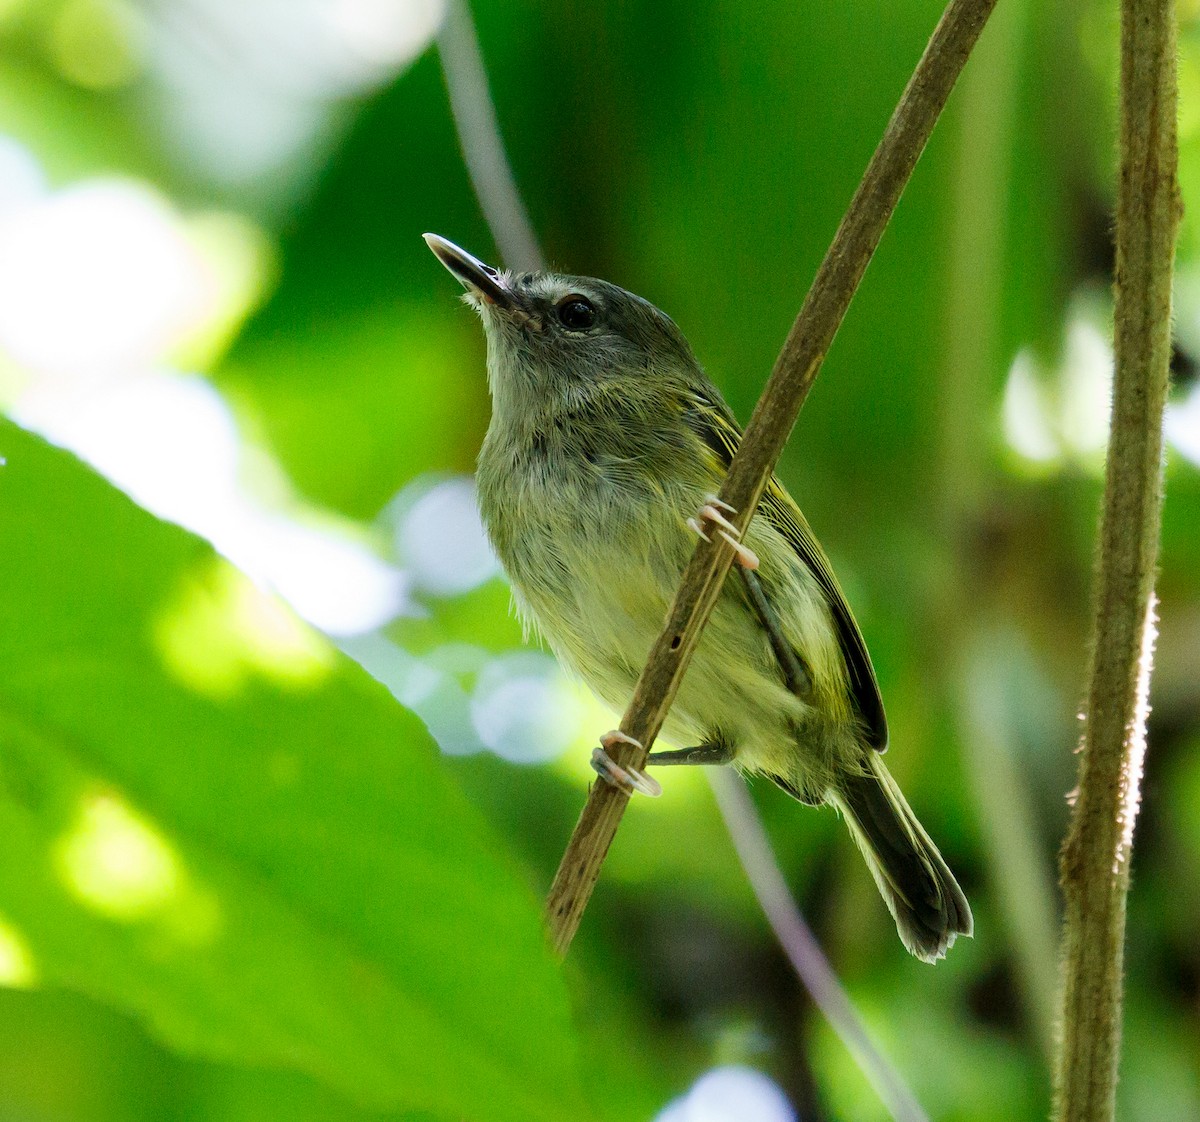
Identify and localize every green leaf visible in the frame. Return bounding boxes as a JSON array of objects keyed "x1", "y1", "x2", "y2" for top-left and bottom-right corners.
[{"x1": 0, "y1": 418, "x2": 585, "y2": 1122}]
